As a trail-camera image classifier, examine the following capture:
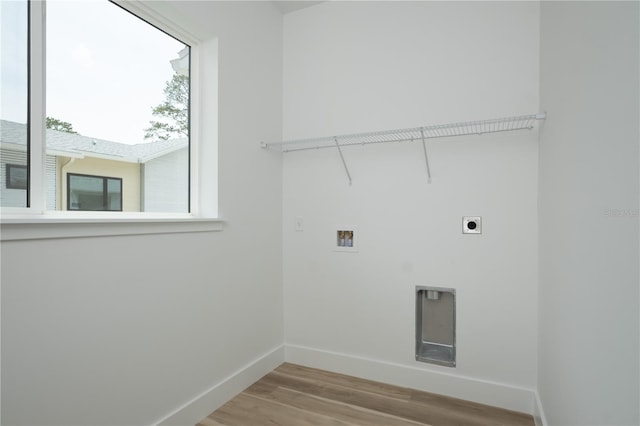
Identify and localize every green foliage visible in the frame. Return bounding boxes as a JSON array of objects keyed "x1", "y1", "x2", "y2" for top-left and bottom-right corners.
[
  {"x1": 46, "y1": 117, "x2": 78, "y2": 134},
  {"x1": 144, "y1": 73, "x2": 189, "y2": 141}
]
